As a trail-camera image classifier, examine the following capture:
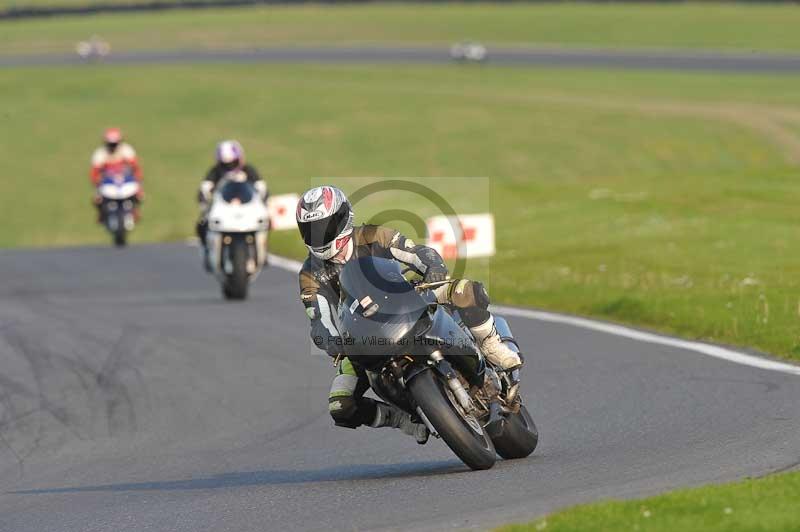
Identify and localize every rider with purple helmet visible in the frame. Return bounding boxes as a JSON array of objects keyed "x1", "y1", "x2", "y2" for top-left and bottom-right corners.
[{"x1": 196, "y1": 140, "x2": 269, "y2": 269}]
